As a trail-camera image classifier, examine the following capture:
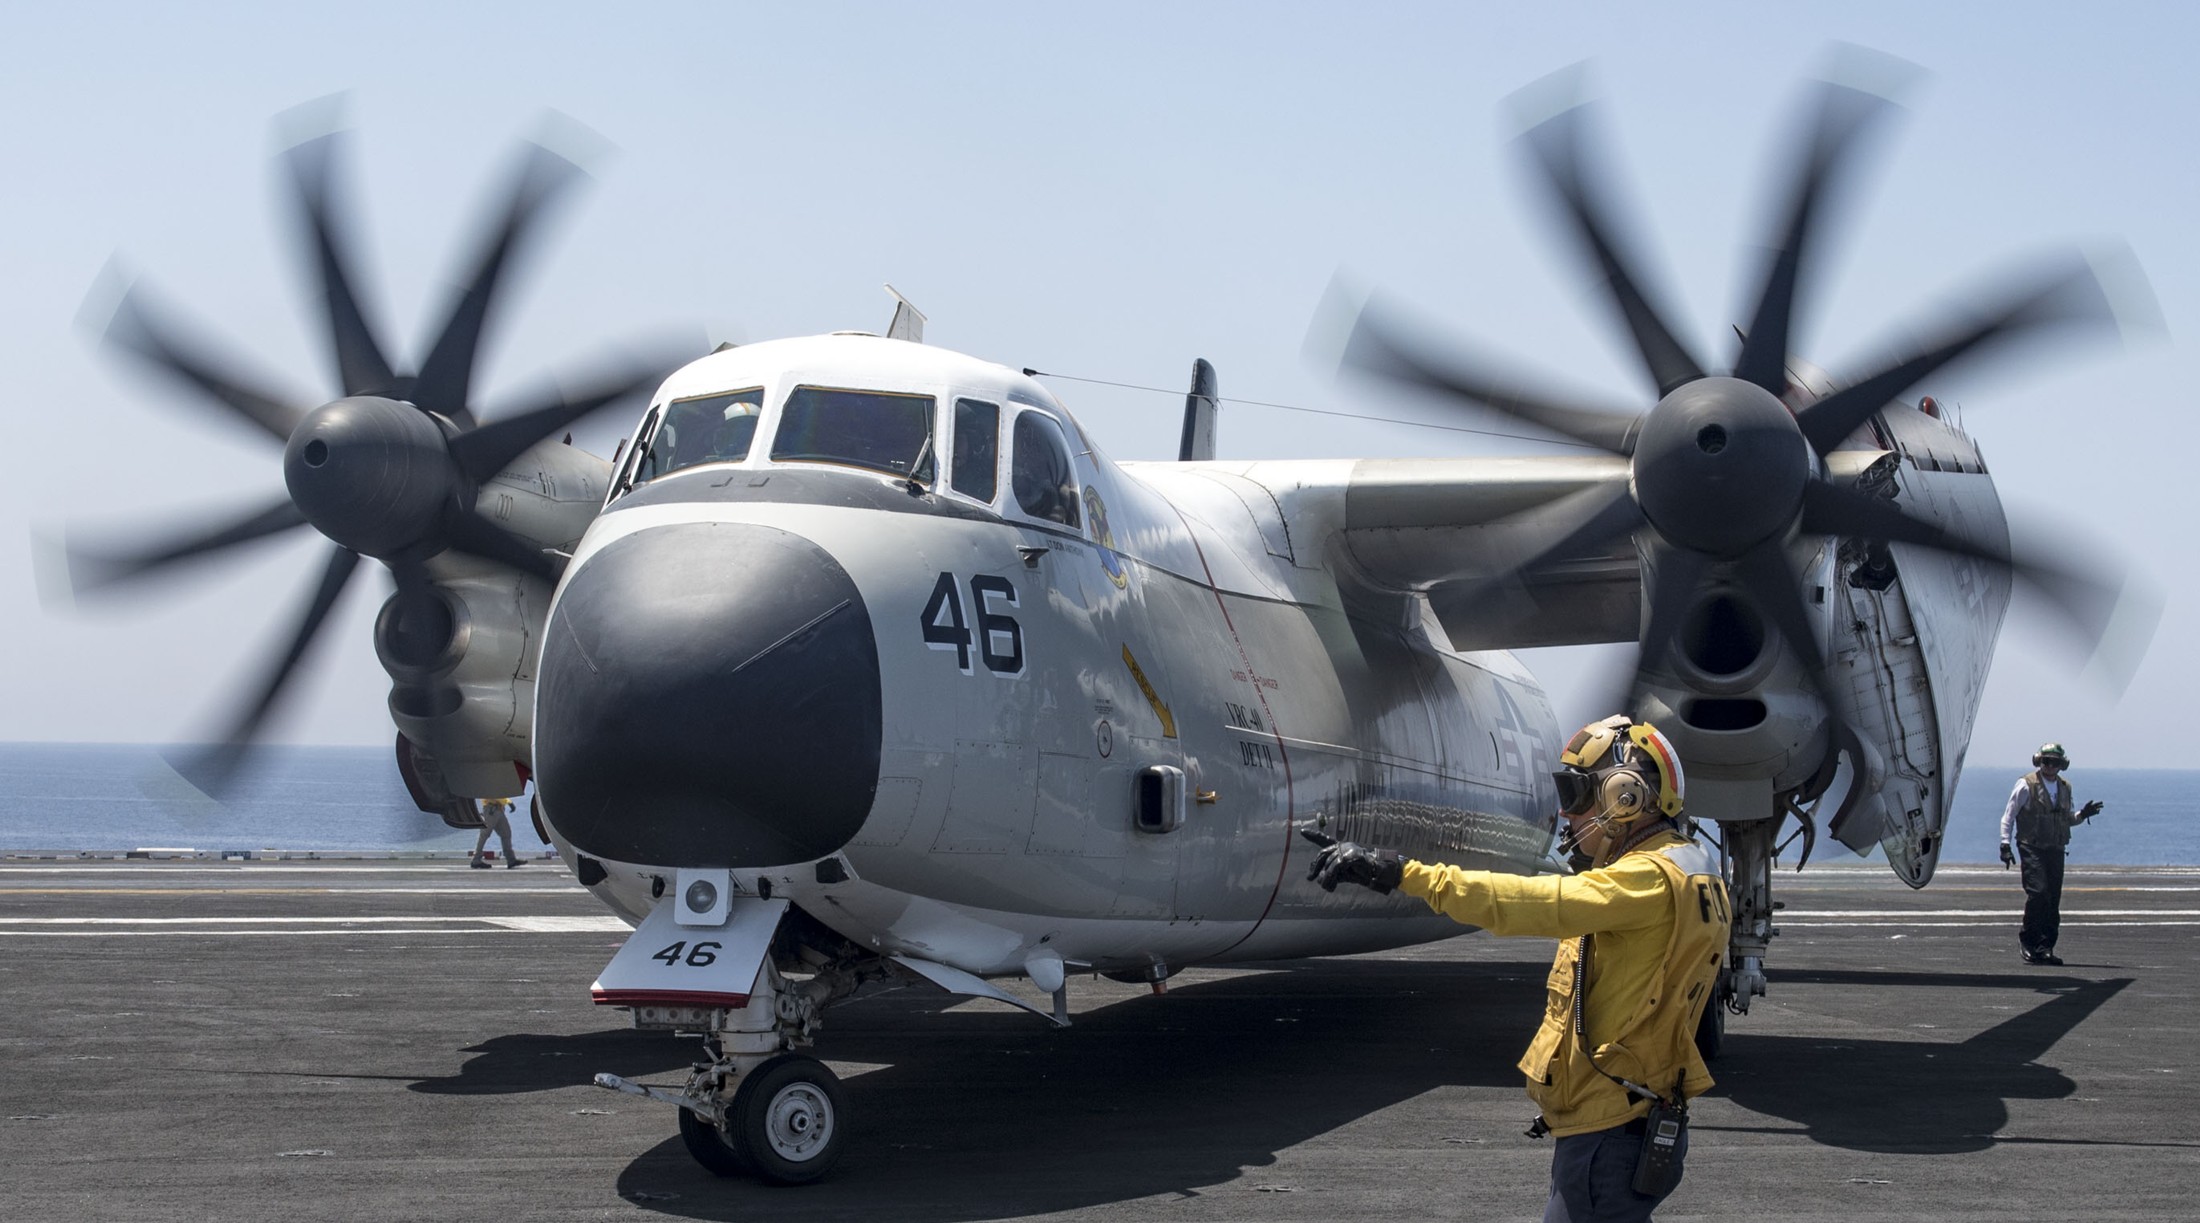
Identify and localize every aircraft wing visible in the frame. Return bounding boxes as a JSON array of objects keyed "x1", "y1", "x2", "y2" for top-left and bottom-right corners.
[{"x1": 1335, "y1": 455, "x2": 1641, "y2": 651}]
